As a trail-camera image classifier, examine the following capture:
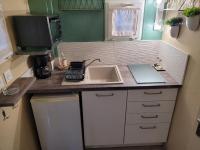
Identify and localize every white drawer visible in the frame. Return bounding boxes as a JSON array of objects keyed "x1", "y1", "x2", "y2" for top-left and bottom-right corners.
[
  {"x1": 128, "y1": 88, "x2": 178, "y2": 102},
  {"x1": 126, "y1": 113, "x2": 172, "y2": 125},
  {"x1": 124, "y1": 123, "x2": 170, "y2": 144},
  {"x1": 127, "y1": 101, "x2": 175, "y2": 113}
]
